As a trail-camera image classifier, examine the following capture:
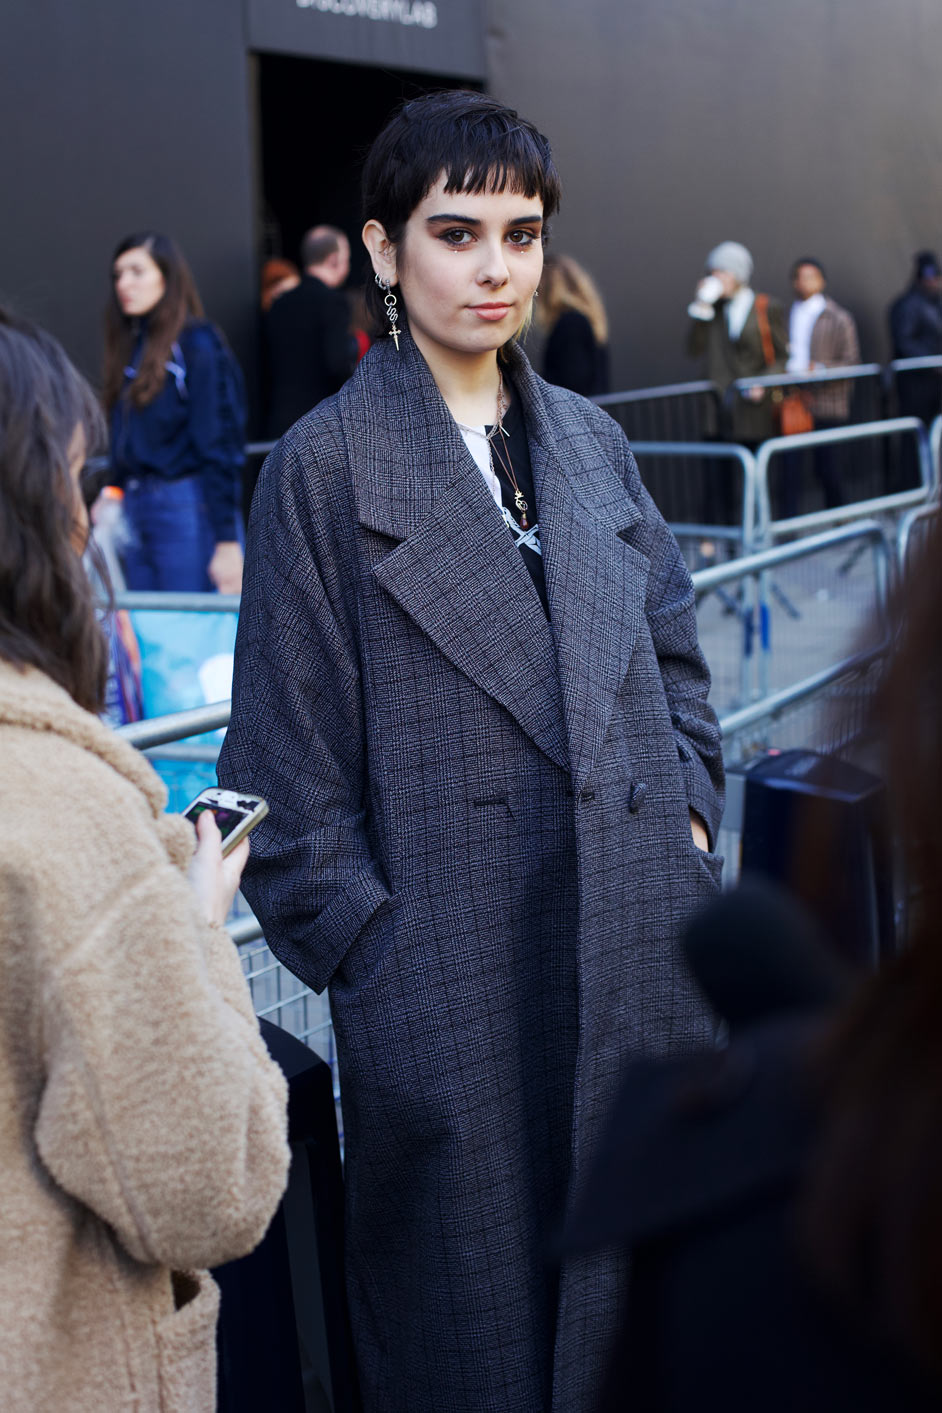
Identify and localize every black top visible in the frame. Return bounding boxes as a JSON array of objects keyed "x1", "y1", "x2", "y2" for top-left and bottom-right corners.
[
  {"x1": 485, "y1": 397, "x2": 549, "y2": 618},
  {"x1": 543, "y1": 309, "x2": 610, "y2": 398},
  {"x1": 889, "y1": 285, "x2": 942, "y2": 359},
  {"x1": 565, "y1": 878, "x2": 942, "y2": 1413},
  {"x1": 263, "y1": 274, "x2": 357, "y2": 438}
]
